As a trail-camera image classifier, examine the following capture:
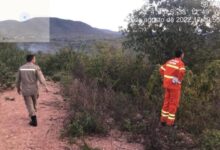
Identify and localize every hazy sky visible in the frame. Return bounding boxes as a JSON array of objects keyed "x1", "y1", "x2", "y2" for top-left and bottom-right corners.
[
  {"x1": 0, "y1": 0, "x2": 145, "y2": 31},
  {"x1": 50, "y1": 0, "x2": 145, "y2": 31},
  {"x1": 0, "y1": 0, "x2": 49, "y2": 22},
  {"x1": 1, "y1": 0, "x2": 220, "y2": 31}
]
